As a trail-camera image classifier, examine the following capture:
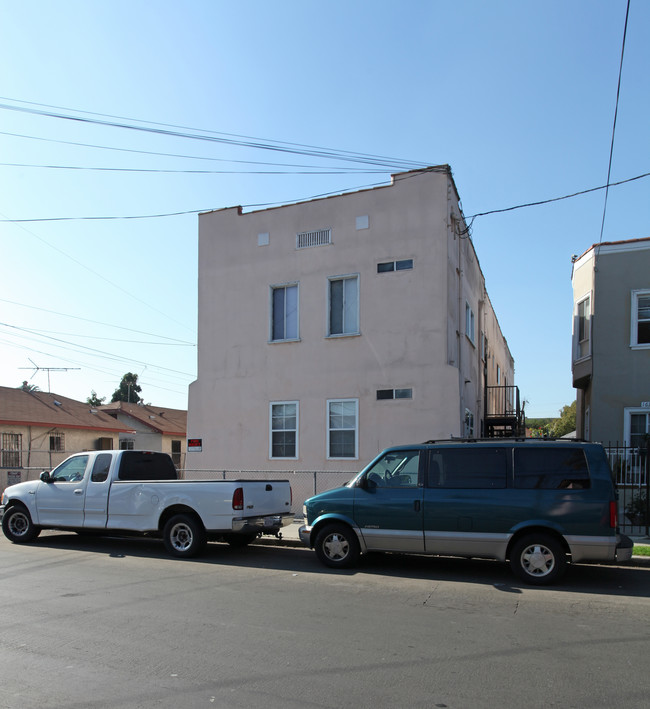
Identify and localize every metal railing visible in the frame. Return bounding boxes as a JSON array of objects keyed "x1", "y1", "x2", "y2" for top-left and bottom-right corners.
[{"x1": 605, "y1": 443, "x2": 649, "y2": 536}]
